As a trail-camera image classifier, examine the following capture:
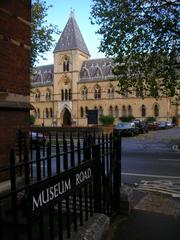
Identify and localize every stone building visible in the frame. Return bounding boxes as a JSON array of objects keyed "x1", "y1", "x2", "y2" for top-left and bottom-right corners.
[
  {"x1": 0, "y1": 0, "x2": 31, "y2": 168},
  {"x1": 31, "y1": 12, "x2": 179, "y2": 127}
]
